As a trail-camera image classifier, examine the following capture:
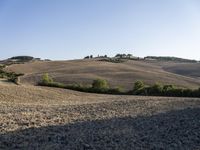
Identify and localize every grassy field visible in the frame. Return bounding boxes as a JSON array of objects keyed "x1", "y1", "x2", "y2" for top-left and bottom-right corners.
[{"x1": 1, "y1": 59, "x2": 200, "y2": 149}]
